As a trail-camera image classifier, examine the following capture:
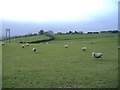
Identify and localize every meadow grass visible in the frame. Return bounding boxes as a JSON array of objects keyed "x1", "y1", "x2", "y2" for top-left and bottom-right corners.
[
  {"x1": 6, "y1": 35, "x2": 49, "y2": 43},
  {"x1": 2, "y1": 33, "x2": 118, "y2": 88}
]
